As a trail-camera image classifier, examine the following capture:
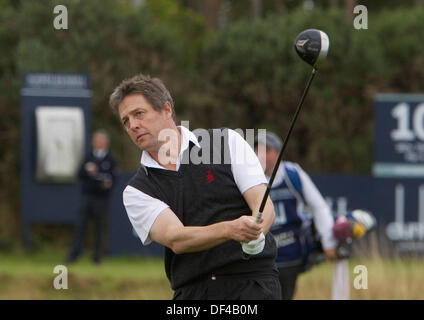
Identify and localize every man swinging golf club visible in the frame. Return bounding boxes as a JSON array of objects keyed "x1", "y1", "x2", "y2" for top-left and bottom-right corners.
[
  {"x1": 110, "y1": 29, "x2": 329, "y2": 300},
  {"x1": 110, "y1": 76, "x2": 280, "y2": 300}
]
